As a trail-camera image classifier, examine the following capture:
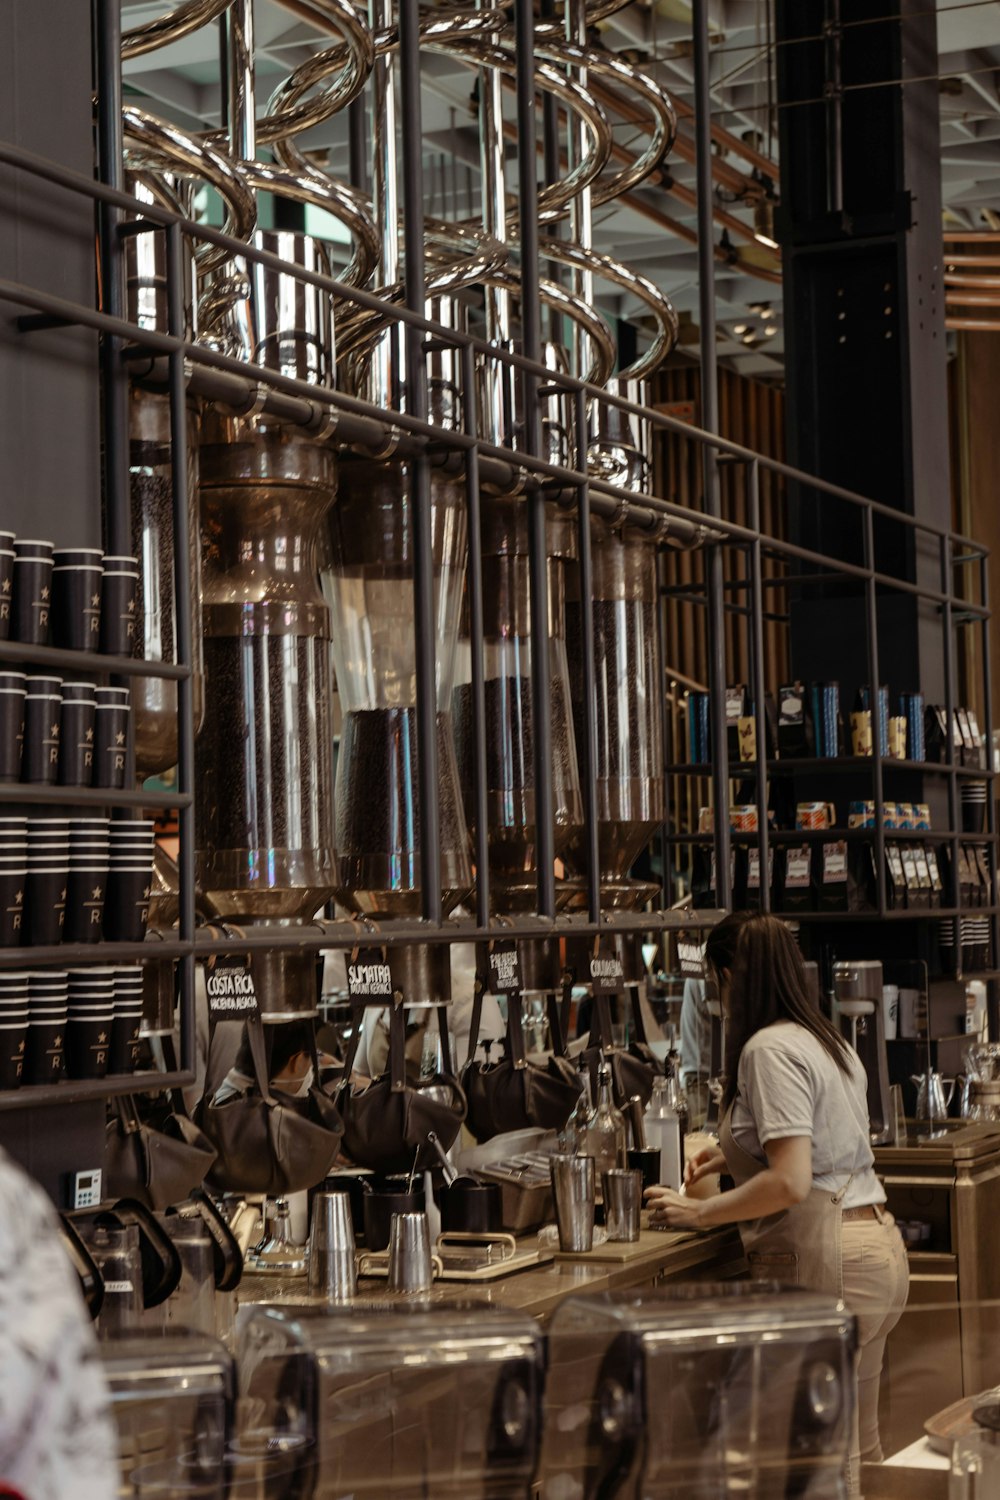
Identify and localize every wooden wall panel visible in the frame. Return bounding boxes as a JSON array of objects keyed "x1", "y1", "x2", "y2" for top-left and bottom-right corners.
[{"x1": 651, "y1": 357, "x2": 789, "y2": 705}]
